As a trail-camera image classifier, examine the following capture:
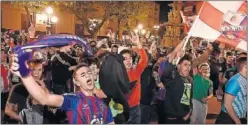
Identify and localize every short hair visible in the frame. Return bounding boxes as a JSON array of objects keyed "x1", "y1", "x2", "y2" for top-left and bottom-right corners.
[
  {"x1": 178, "y1": 55, "x2": 192, "y2": 65},
  {"x1": 238, "y1": 52, "x2": 247, "y2": 58},
  {"x1": 119, "y1": 49, "x2": 132, "y2": 56},
  {"x1": 72, "y1": 63, "x2": 89, "y2": 79},
  {"x1": 235, "y1": 57, "x2": 247, "y2": 72},
  {"x1": 90, "y1": 41, "x2": 96, "y2": 44},
  {"x1": 27, "y1": 59, "x2": 43, "y2": 69},
  {"x1": 198, "y1": 63, "x2": 209, "y2": 69},
  {"x1": 226, "y1": 52, "x2": 232, "y2": 57},
  {"x1": 112, "y1": 45, "x2": 118, "y2": 48}
]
